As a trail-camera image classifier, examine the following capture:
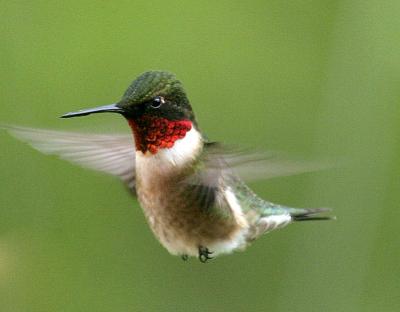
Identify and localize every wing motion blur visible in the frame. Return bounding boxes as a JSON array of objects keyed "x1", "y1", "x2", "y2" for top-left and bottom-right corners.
[
  {"x1": 190, "y1": 142, "x2": 330, "y2": 186},
  {"x1": 2, "y1": 125, "x2": 137, "y2": 192},
  {"x1": 2, "y1": 126, "x2": 329, "y2": 195}
]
